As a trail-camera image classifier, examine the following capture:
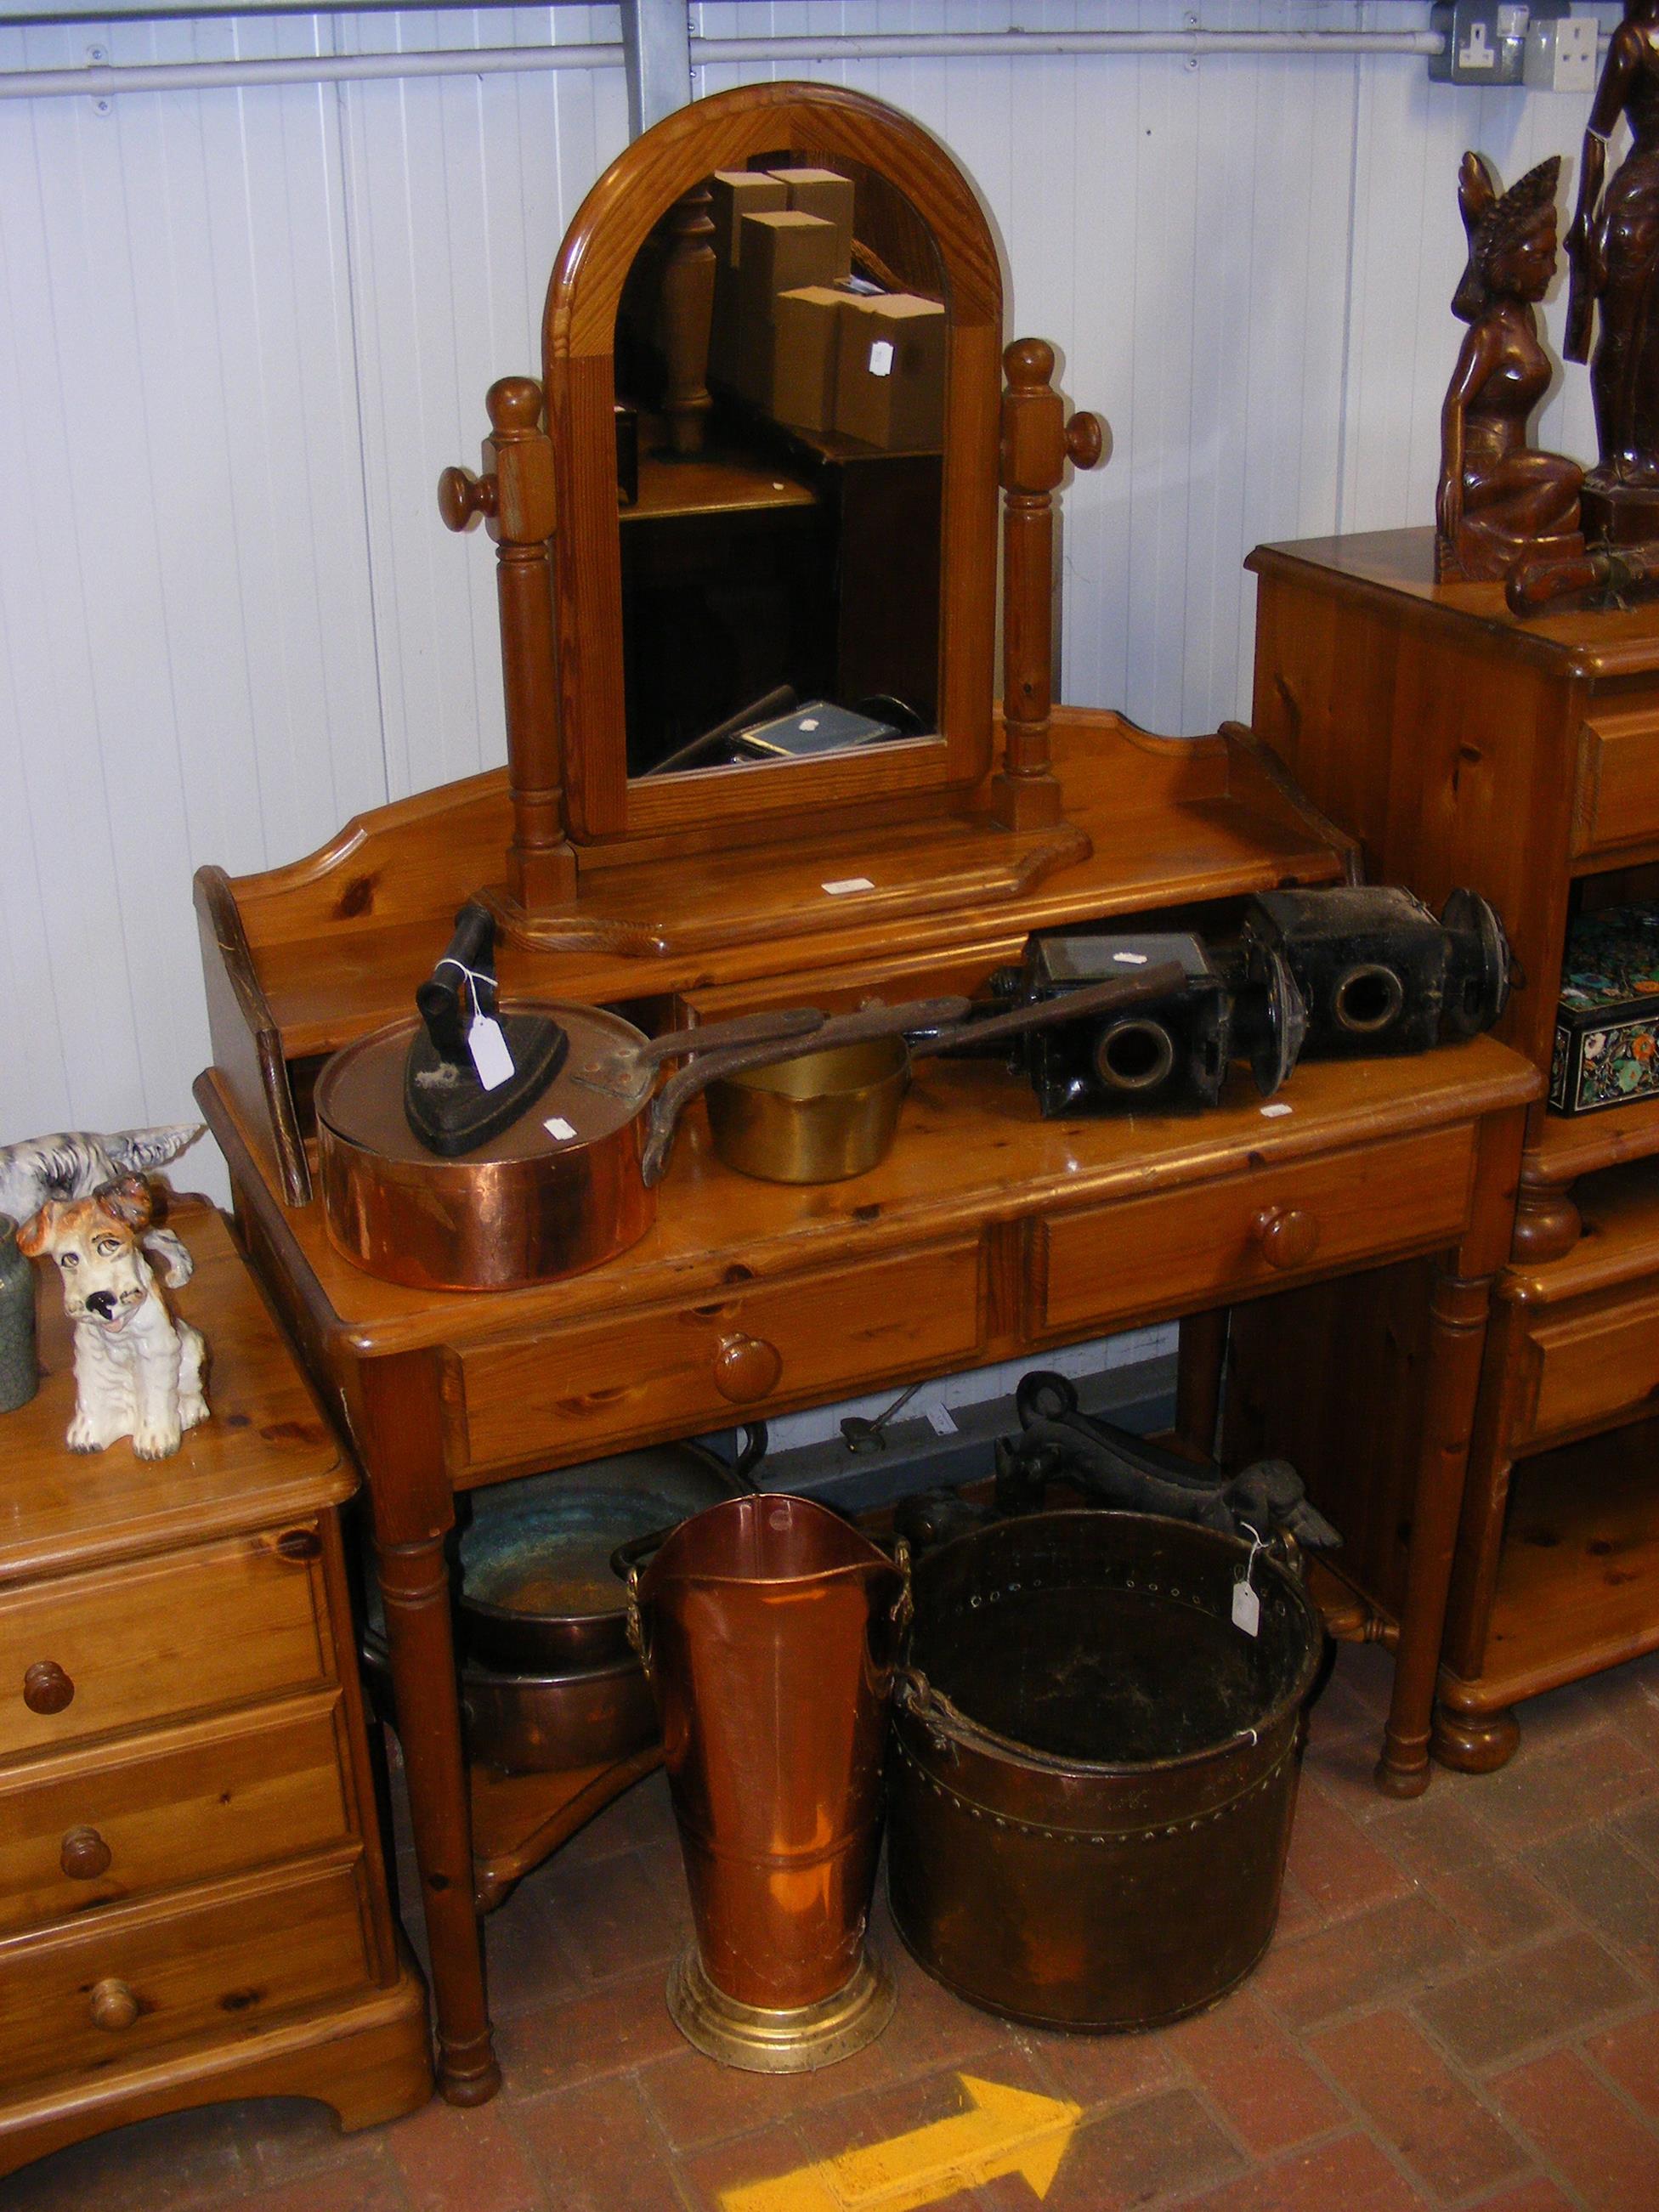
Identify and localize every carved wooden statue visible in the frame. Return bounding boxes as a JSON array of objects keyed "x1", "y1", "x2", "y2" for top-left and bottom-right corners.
[
  {"x1": 1566, "y1": 0, "x2": 1659, "y2": 543},
  {"x1": 1437, "y1": 153, "x2": 1583, "y2": 586}
]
